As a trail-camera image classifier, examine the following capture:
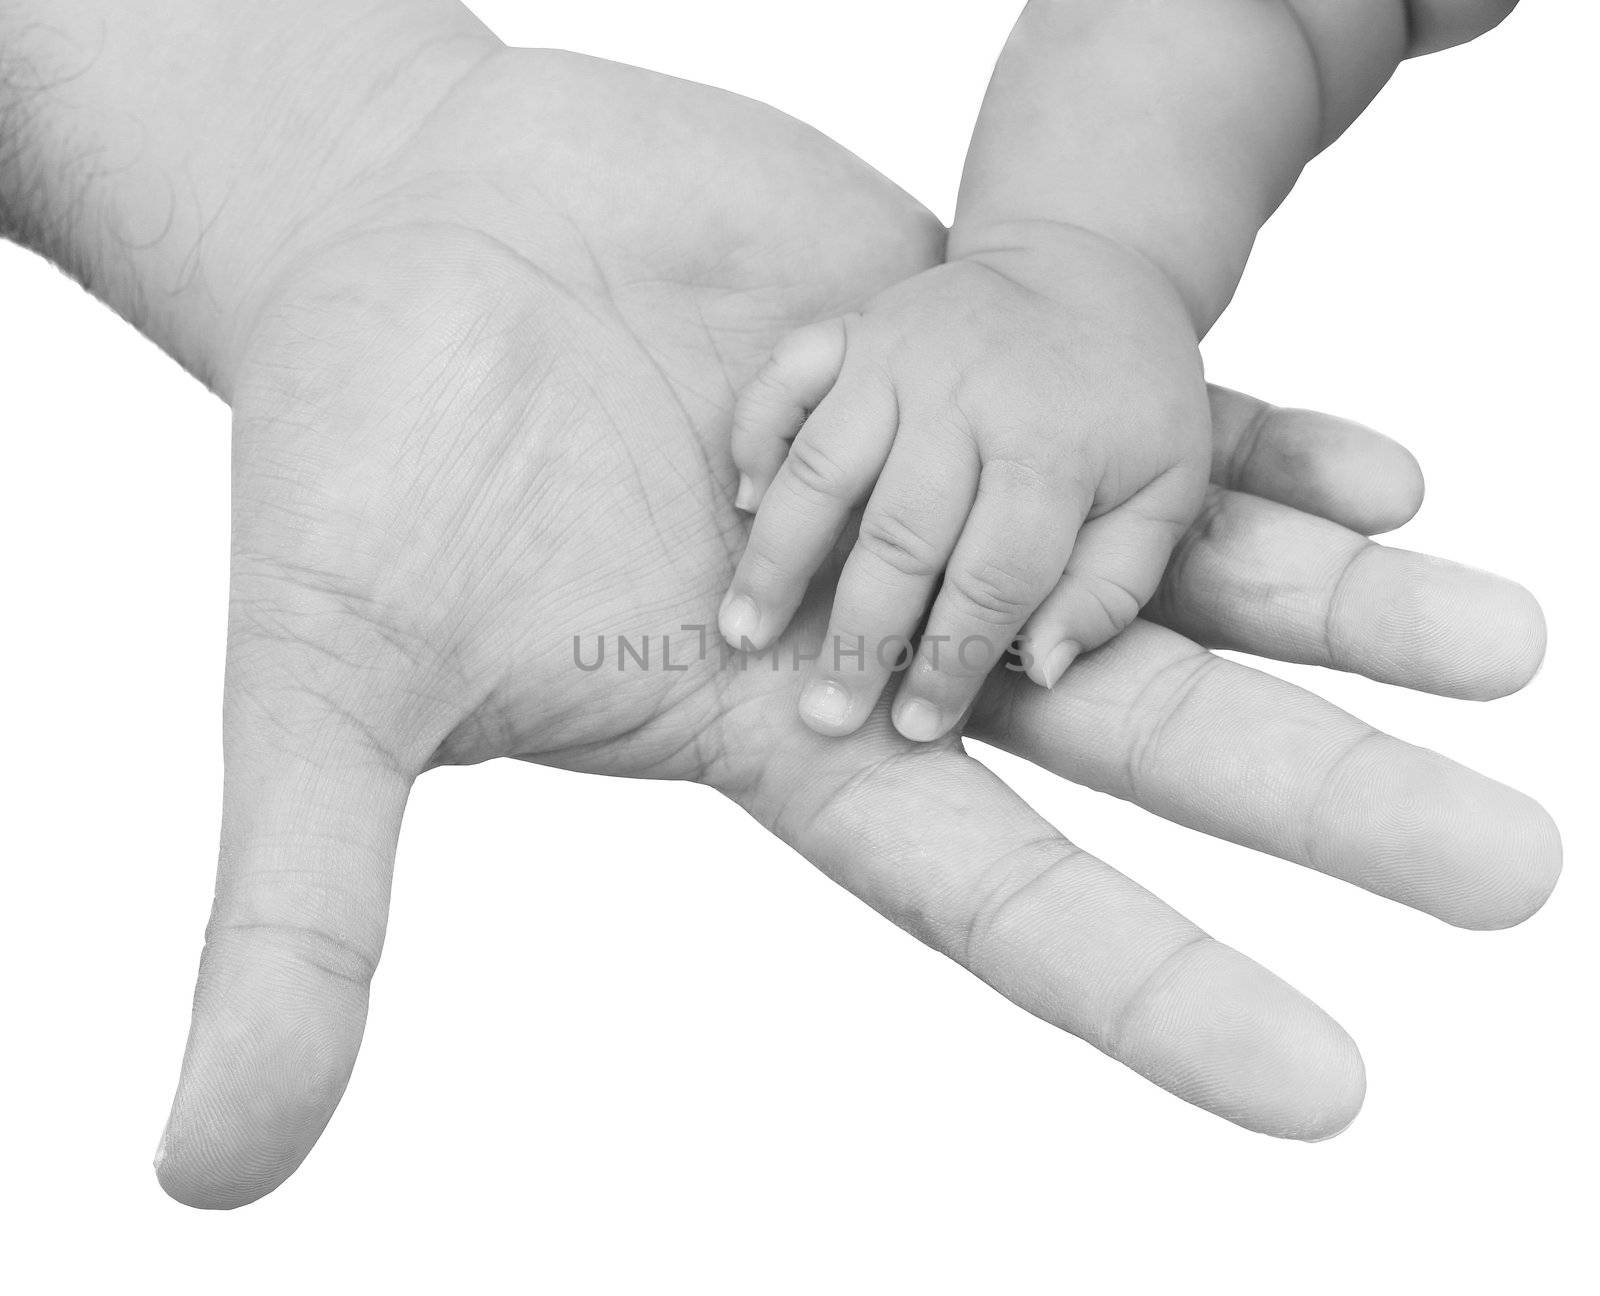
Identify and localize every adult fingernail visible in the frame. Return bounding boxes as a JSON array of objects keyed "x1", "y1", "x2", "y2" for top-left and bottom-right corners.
[
  {"x1": 720, "y1": 593, "x2": 761, "y2": 646},
  {"x1": 801, "y1": 678, "x2": 853, "y2": 731},
  {"x1": 895, "y1": 698, "x2": 944, "y2": 743},
  {"x1": 735, "y1": 475, "x2": 759, "y2": 512},
  {"x1": 1041, "y1": 641, "x2": 1080, "y2": 690}
]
